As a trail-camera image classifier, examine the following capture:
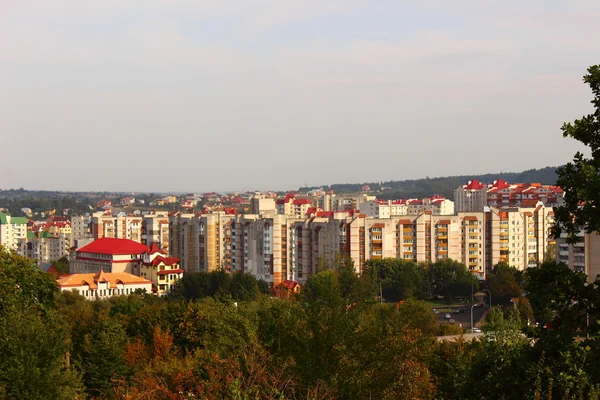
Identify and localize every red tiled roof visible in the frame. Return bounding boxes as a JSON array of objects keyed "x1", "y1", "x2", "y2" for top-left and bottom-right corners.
[
  {"x1": 316, "y1": 211, "x2": 334, "y2": 217},
  {"x1": 463, "y1": 216, "x2": 478, "y2": 221},
  {"x1": 145, "y1": 242, "x2": 166, "y2": 255},
  {"x1": 157, "y1": 268, "x2": 184, "y2": 275},
  {"x1": 78, "y1": 238, "x2": 150, "y2": 255},
  {"x1": 146, "y1": 255, "x2": 180, "y2": 267},
  {"x1": 464, "y1": 180, "x2": 486, "y2": 190},
  {"x1": 293, "y1": 199, "x2": 311, "y2": 205},
  {"x1": 398, "y1": 219, "x2": 413, "y2": 225}
]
